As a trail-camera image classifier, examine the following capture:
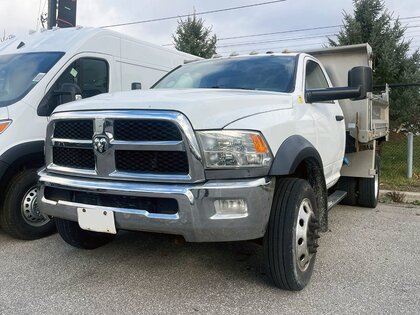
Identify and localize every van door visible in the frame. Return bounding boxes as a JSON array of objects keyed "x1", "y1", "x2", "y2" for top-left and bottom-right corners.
[
  {"x1": 304, "y1": 58, "x2": 345, "y2": 186},
  {"x1": 38, "y1": 54, "x2": 112, "y2": 116}
]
